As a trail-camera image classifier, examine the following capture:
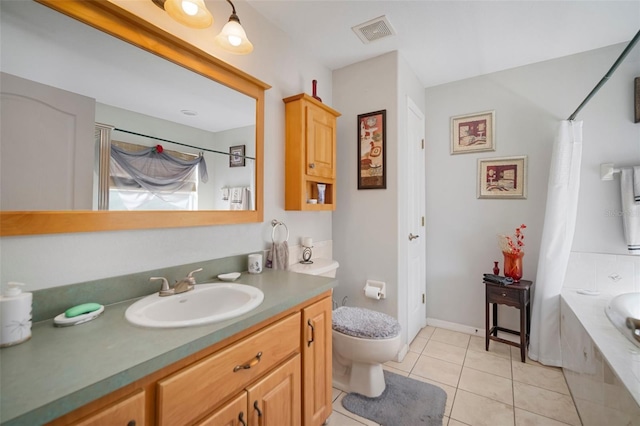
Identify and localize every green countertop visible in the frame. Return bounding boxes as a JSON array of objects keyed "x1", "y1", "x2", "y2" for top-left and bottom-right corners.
[{"x1": 0, "y1": 270, "x2": 337, "y2": 426}]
